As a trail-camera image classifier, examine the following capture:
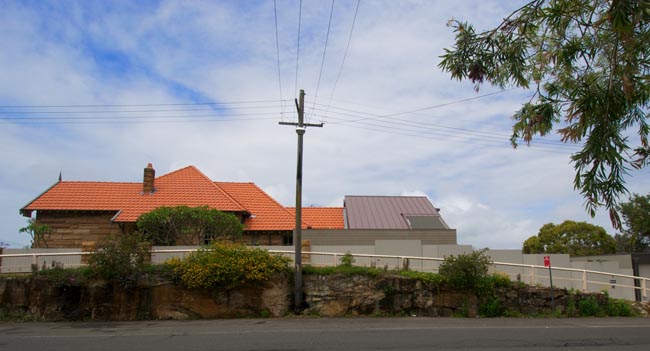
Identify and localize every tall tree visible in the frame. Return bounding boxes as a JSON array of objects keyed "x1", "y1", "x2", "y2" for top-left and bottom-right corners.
[
  {"x1": 440, "y1": 0, "x2": 650, "y2": 228},
  {"x1": 615, "y1": 193, "x2": 650, "y2": 252},
  {"x1": 522, "y1": 220, "x2": 616, "y2": 256}
]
